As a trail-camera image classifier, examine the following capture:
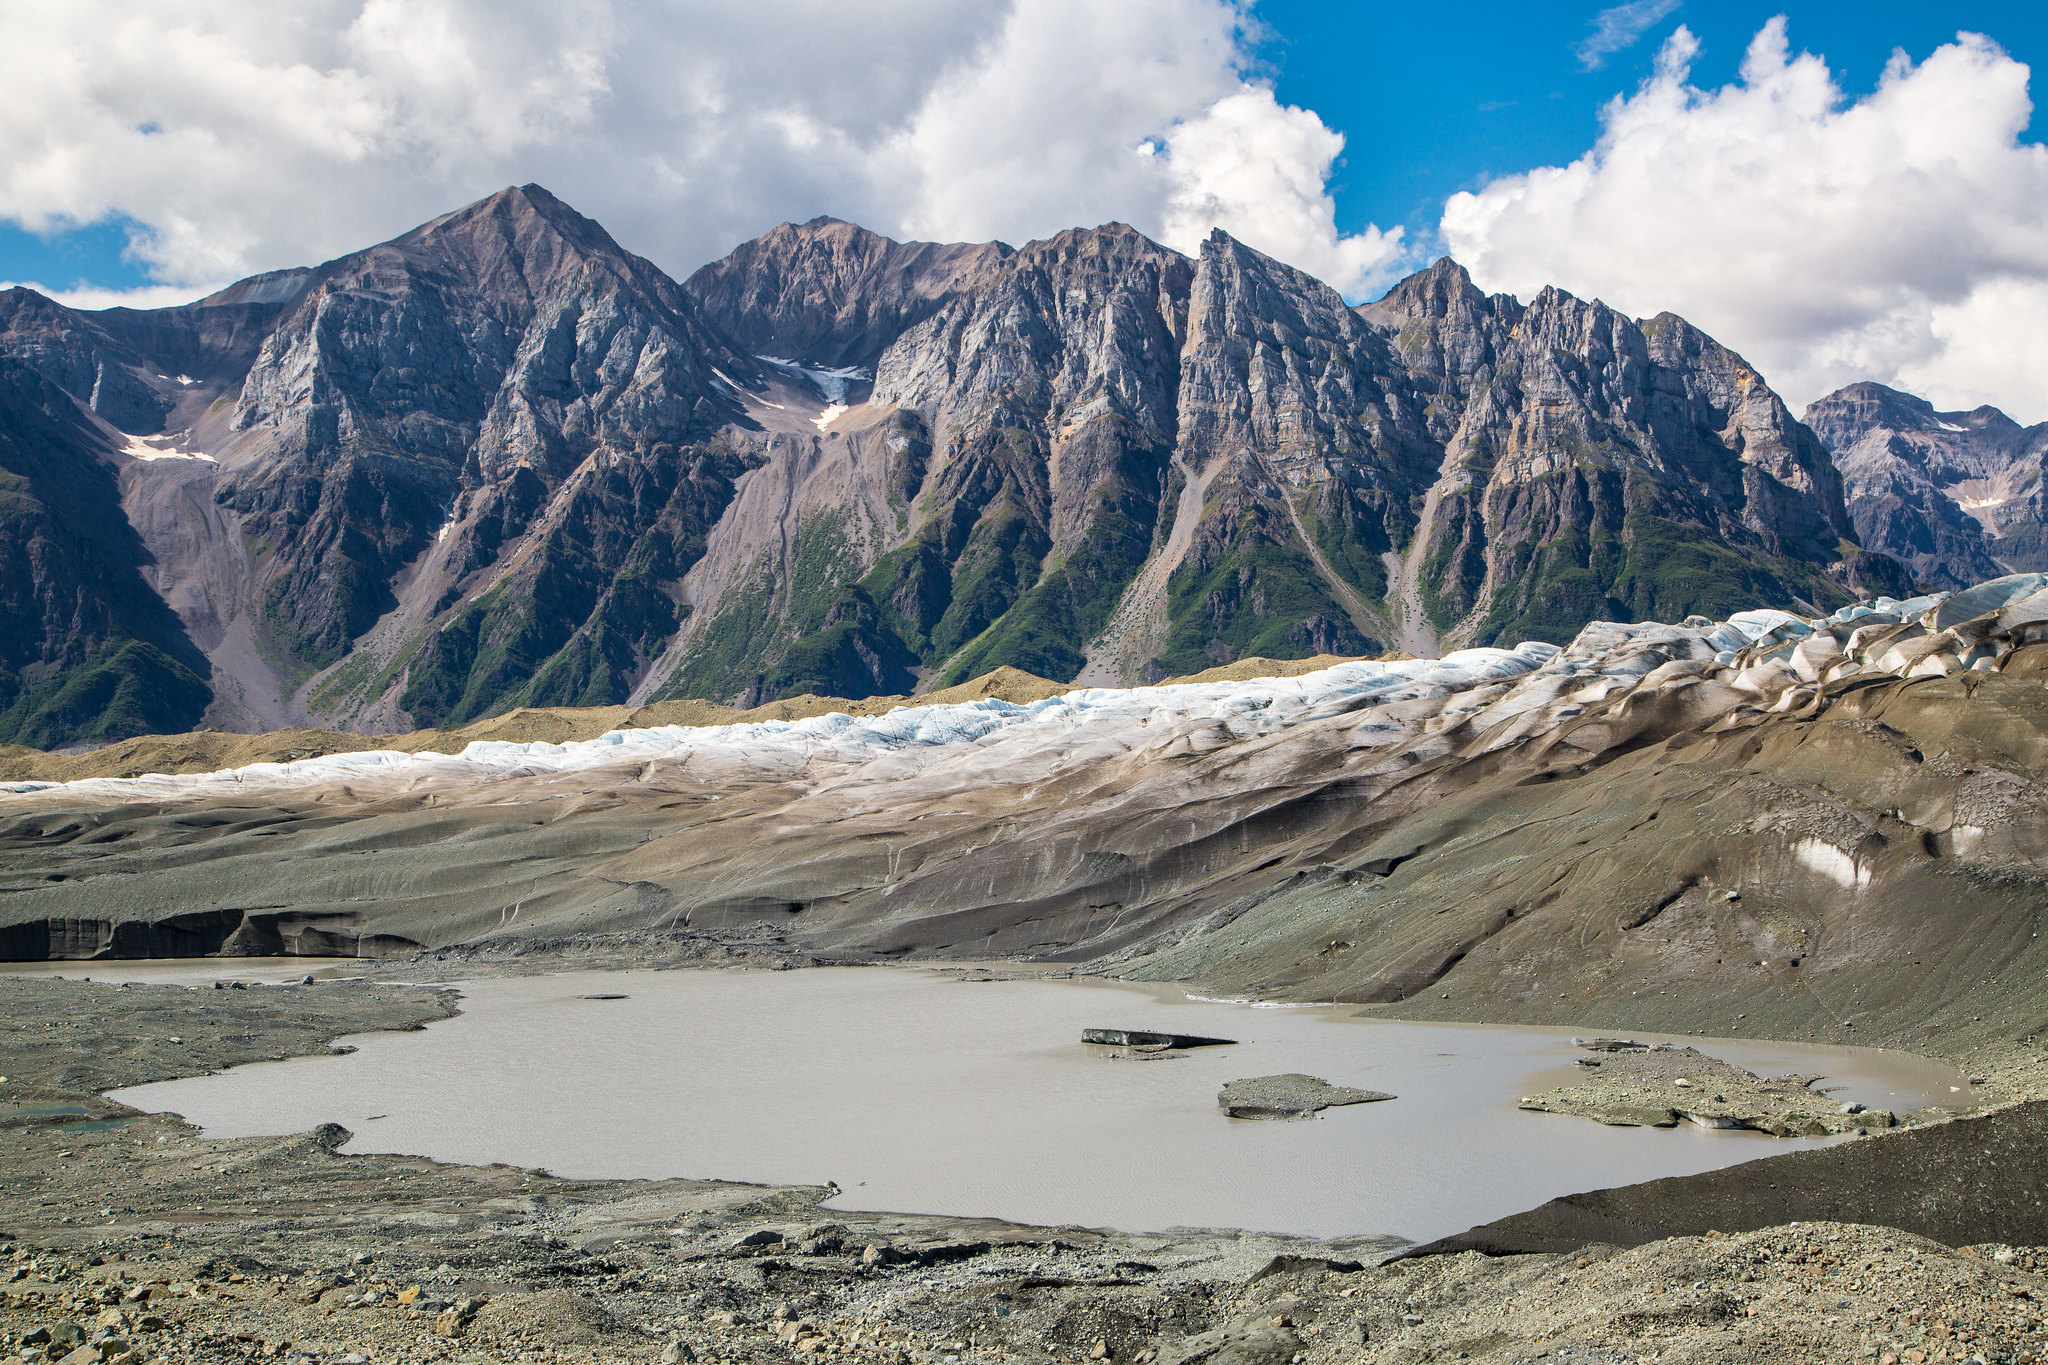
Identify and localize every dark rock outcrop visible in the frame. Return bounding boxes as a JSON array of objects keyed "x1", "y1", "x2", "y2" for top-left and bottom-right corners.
[
  {"x1": 1805, "y1": 380, "x2": 2048, "y2": 590},
  {"x1": 1081, "y1": 1028, "x2": 1236, "y2": 1049},
  {"x1": 1406, "y1": 1101, "x2": 2048, "y2": 1258},
  {"x1": 0, "y1": 359, "x2": 210, "y2": 745}
]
